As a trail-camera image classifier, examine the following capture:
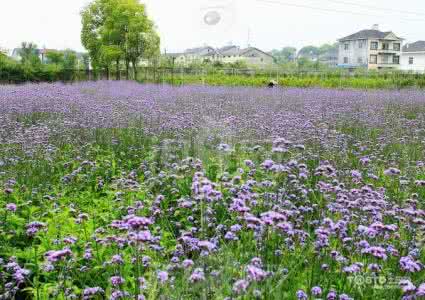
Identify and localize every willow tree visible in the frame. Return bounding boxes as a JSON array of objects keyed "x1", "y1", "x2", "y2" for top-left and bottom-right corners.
[{"x1": 81, "y1": 0, "x2": 160, "y2": 80}]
